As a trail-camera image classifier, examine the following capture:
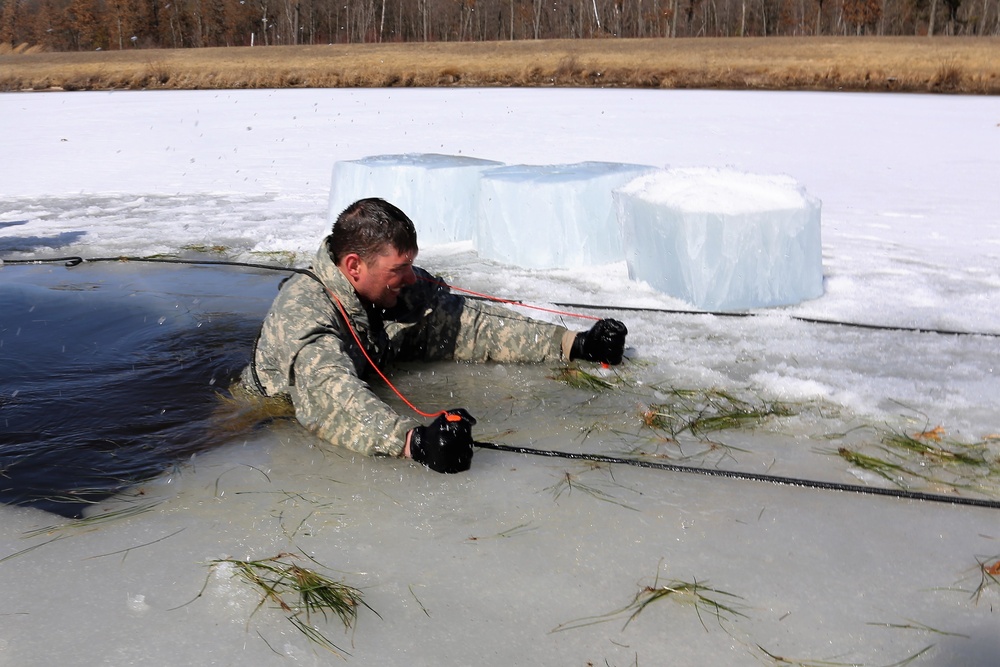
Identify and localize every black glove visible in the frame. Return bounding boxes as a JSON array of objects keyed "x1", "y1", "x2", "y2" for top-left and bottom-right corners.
[
  {"x1": 570, "y1": 318, "x2": 628, "y2": 365},
  {"x1": 409, "y1": 409, "x2": 477, "y2": 474}
]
